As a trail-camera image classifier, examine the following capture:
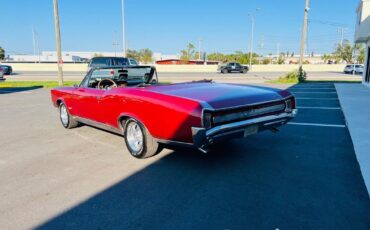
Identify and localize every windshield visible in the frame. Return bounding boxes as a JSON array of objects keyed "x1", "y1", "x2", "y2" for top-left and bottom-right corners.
[{"x1": 82, "y1": 66, "x2": 156, "y2": 88}]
